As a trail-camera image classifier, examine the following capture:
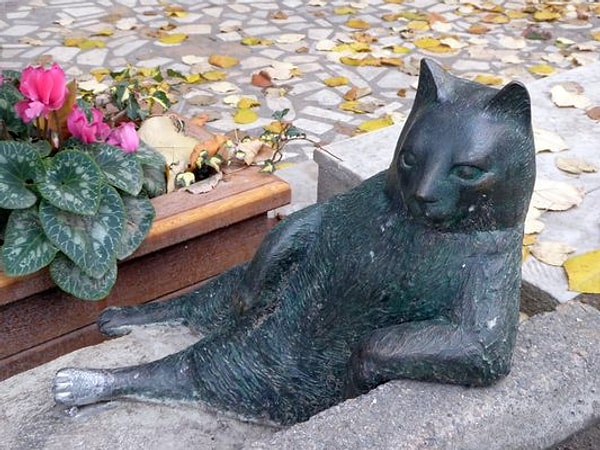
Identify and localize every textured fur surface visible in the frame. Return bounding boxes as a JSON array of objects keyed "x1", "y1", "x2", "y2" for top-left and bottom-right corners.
[{"x1": 53, "y1": 59, "x2": 536, "y2": 426}]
